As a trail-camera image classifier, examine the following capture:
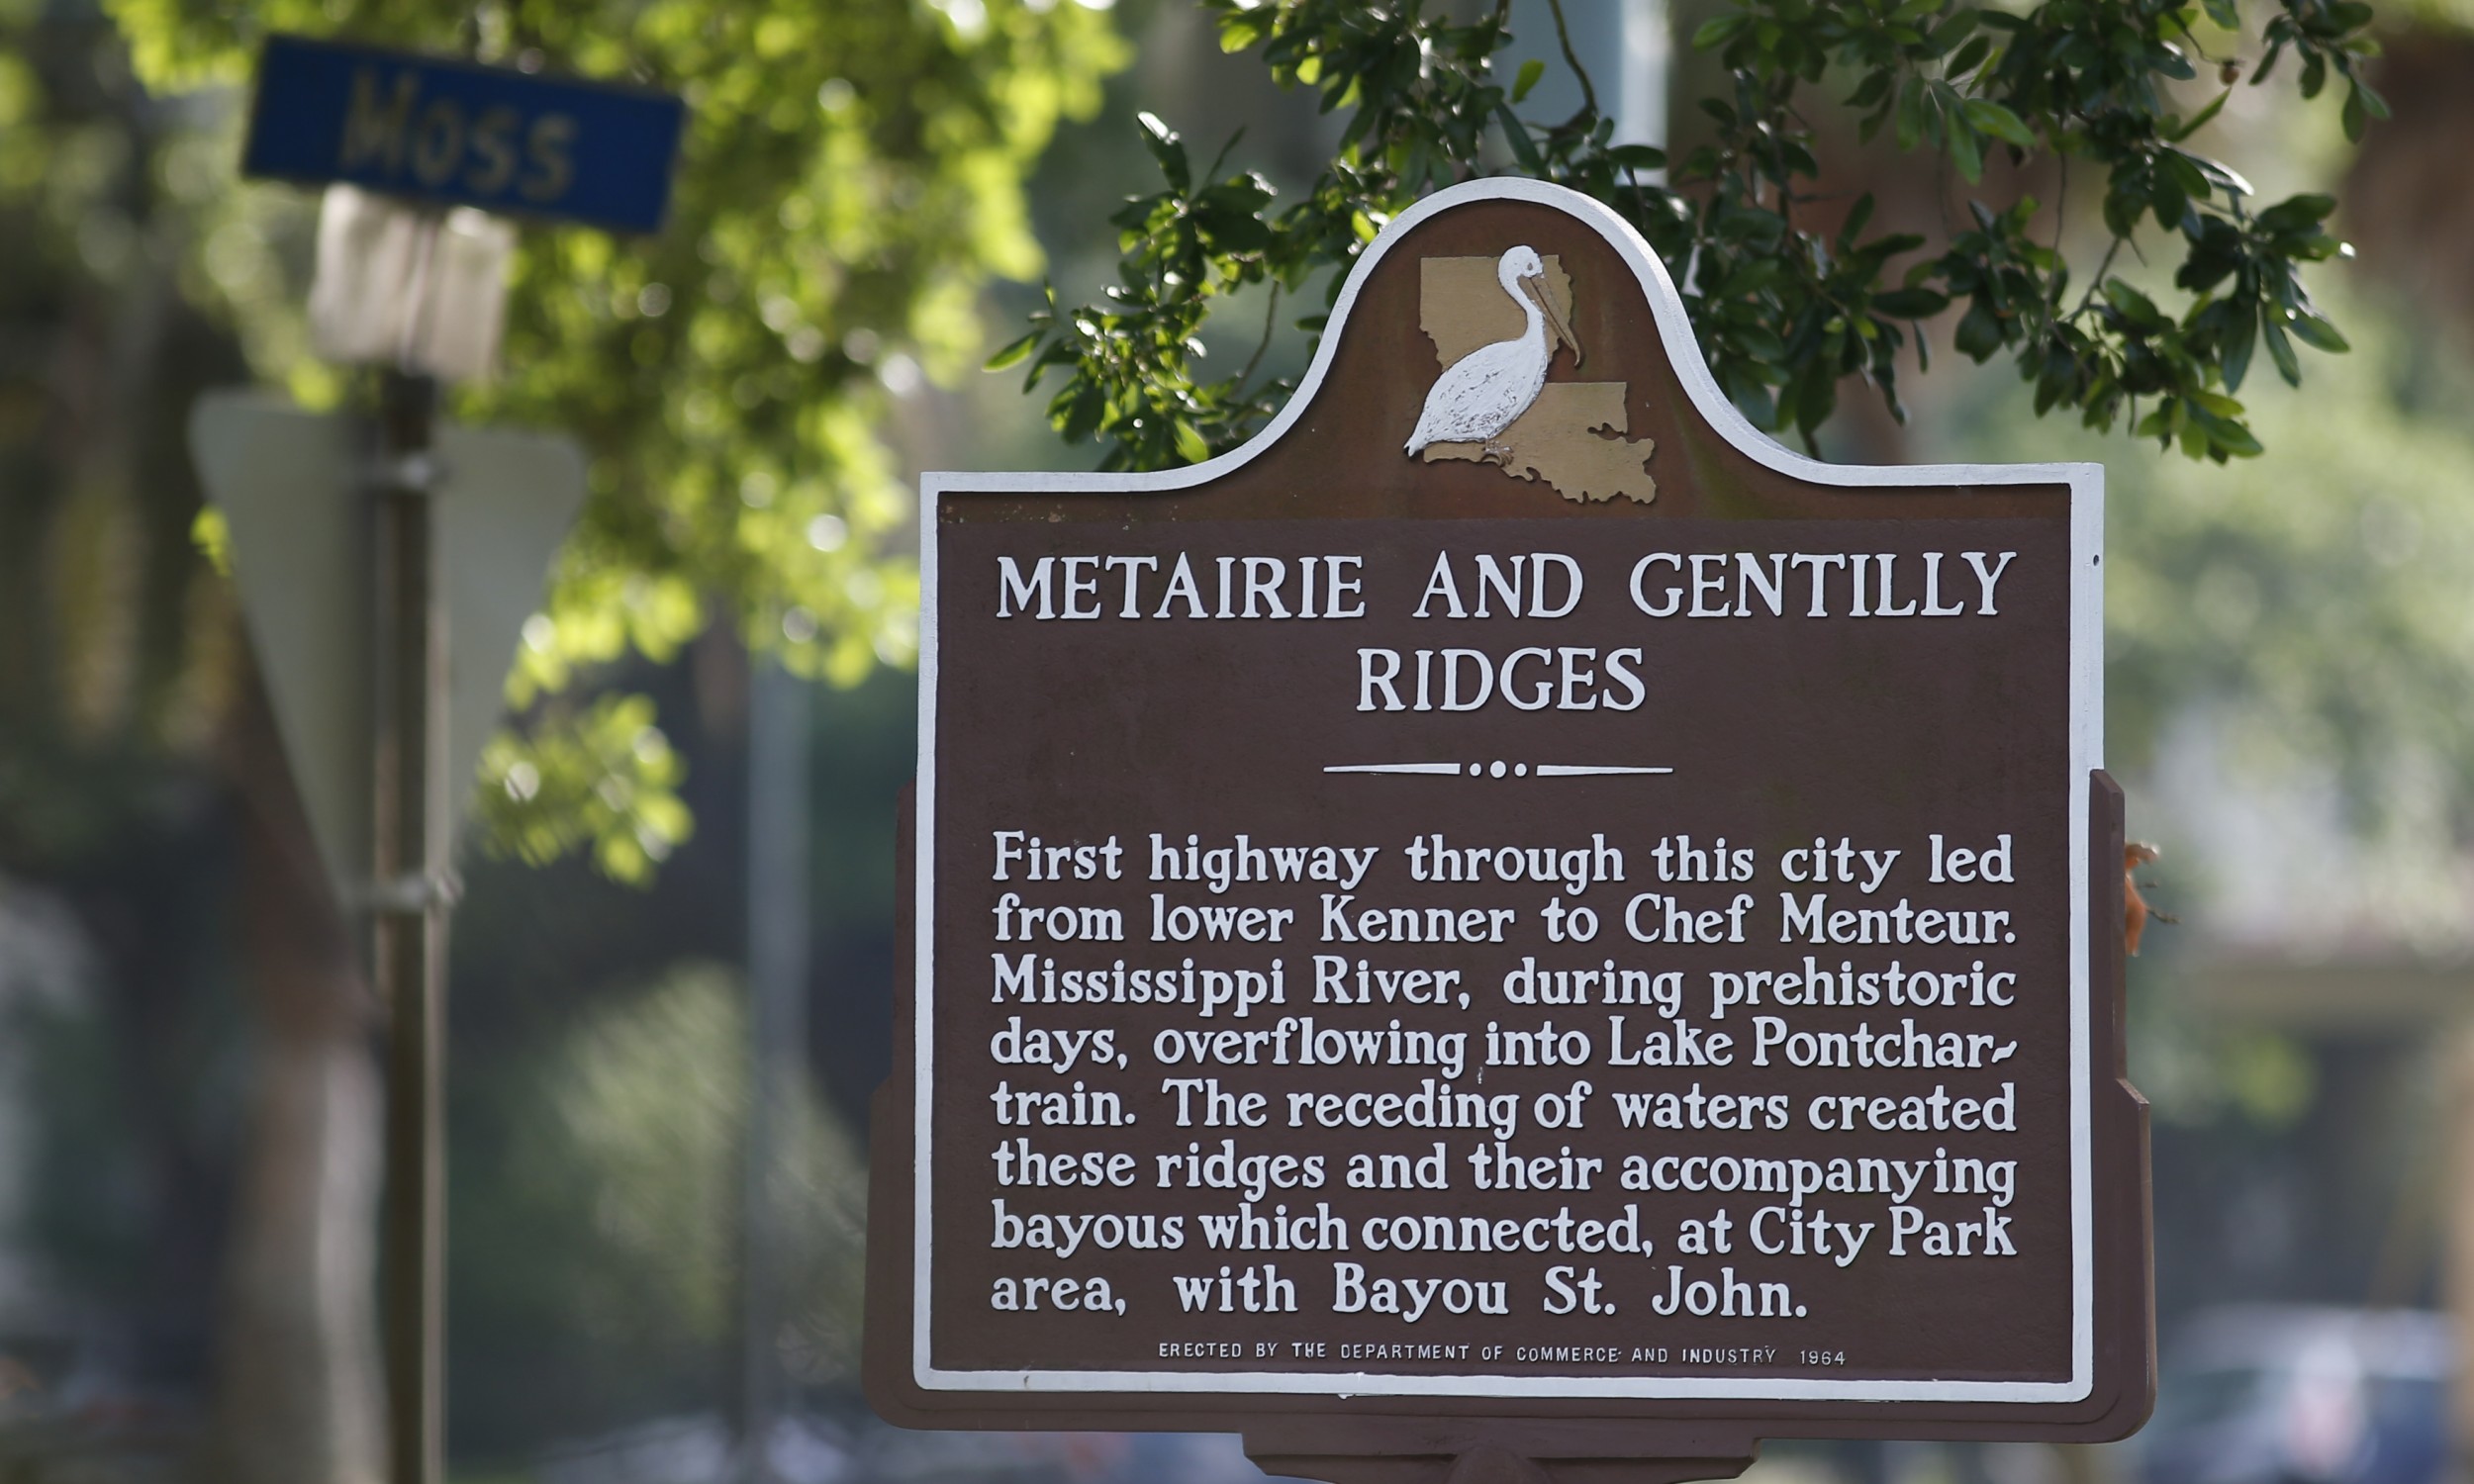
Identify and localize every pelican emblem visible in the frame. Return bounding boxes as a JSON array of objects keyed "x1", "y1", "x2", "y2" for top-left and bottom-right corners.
[{"x1": 1404, "y1": 243, "x2": 1583, "y2": 464}]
